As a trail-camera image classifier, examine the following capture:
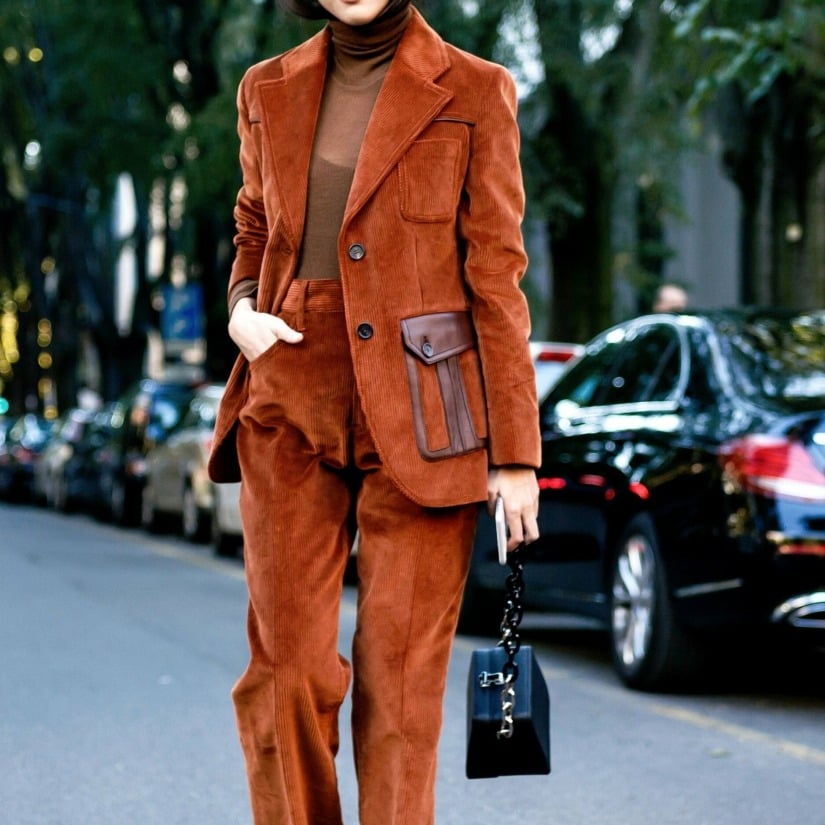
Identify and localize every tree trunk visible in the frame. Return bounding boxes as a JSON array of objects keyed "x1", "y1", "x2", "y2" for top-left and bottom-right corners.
[
  {"x1": 805, "y1": 156, "x2": 825, "y2": 307},
  {"x1": 772, "y1": 81, "x2": 823, "y2": 309},
  {"x1": 192, "y1": 208, "x2": 236, "y2": 381},
  {"x1": 549, "y1": 163, "x2": 614, "y2": 343}
]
